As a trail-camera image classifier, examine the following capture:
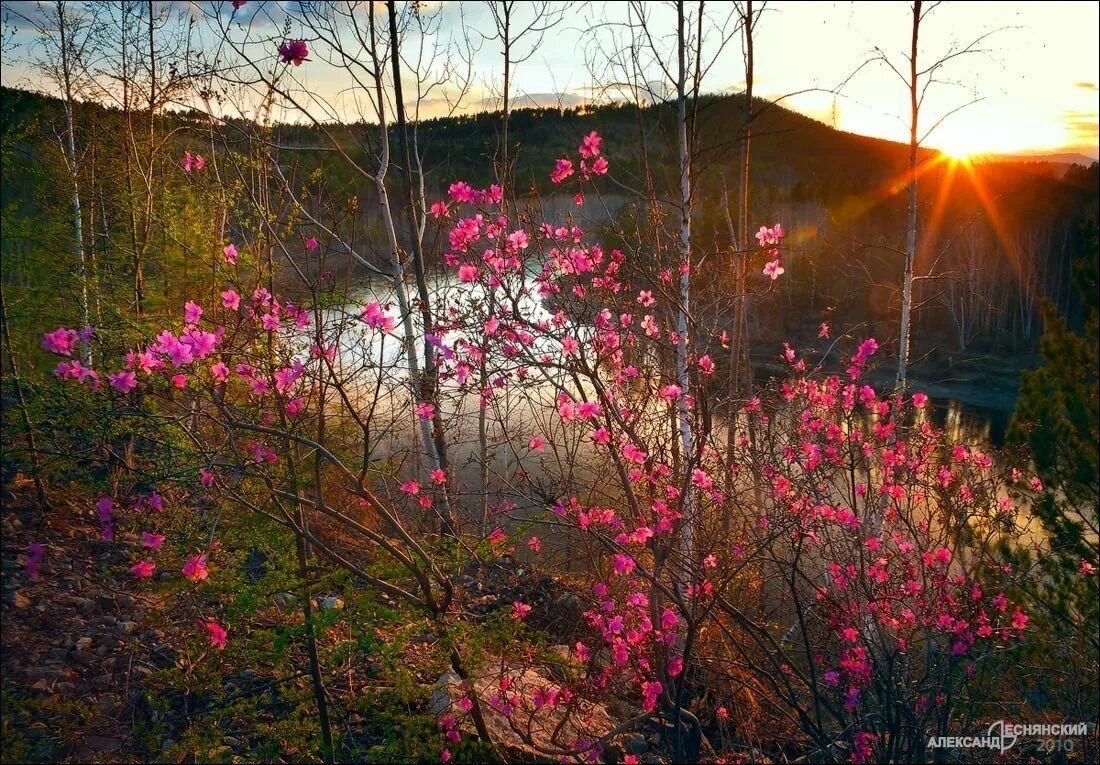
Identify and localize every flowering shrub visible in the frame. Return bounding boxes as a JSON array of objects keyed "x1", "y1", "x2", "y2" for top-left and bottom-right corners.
[{"x1": 27, "y1": 133, "x2": 1038, "y2": 763}]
